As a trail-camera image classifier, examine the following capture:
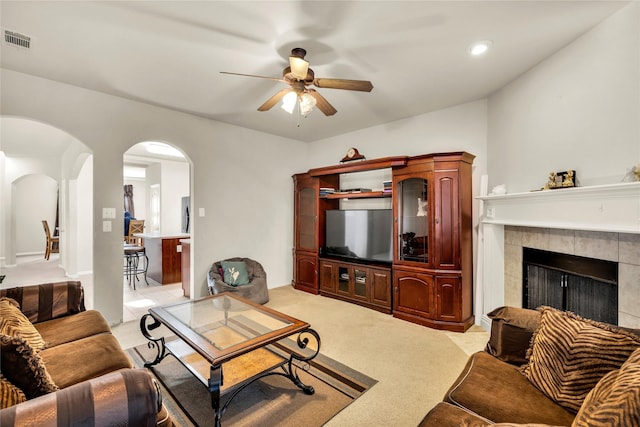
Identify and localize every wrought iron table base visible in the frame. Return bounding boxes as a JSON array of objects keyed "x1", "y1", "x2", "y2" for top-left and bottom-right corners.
[{"x1": 140, "y1": 314, "x2": 321, "y2": 427}]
